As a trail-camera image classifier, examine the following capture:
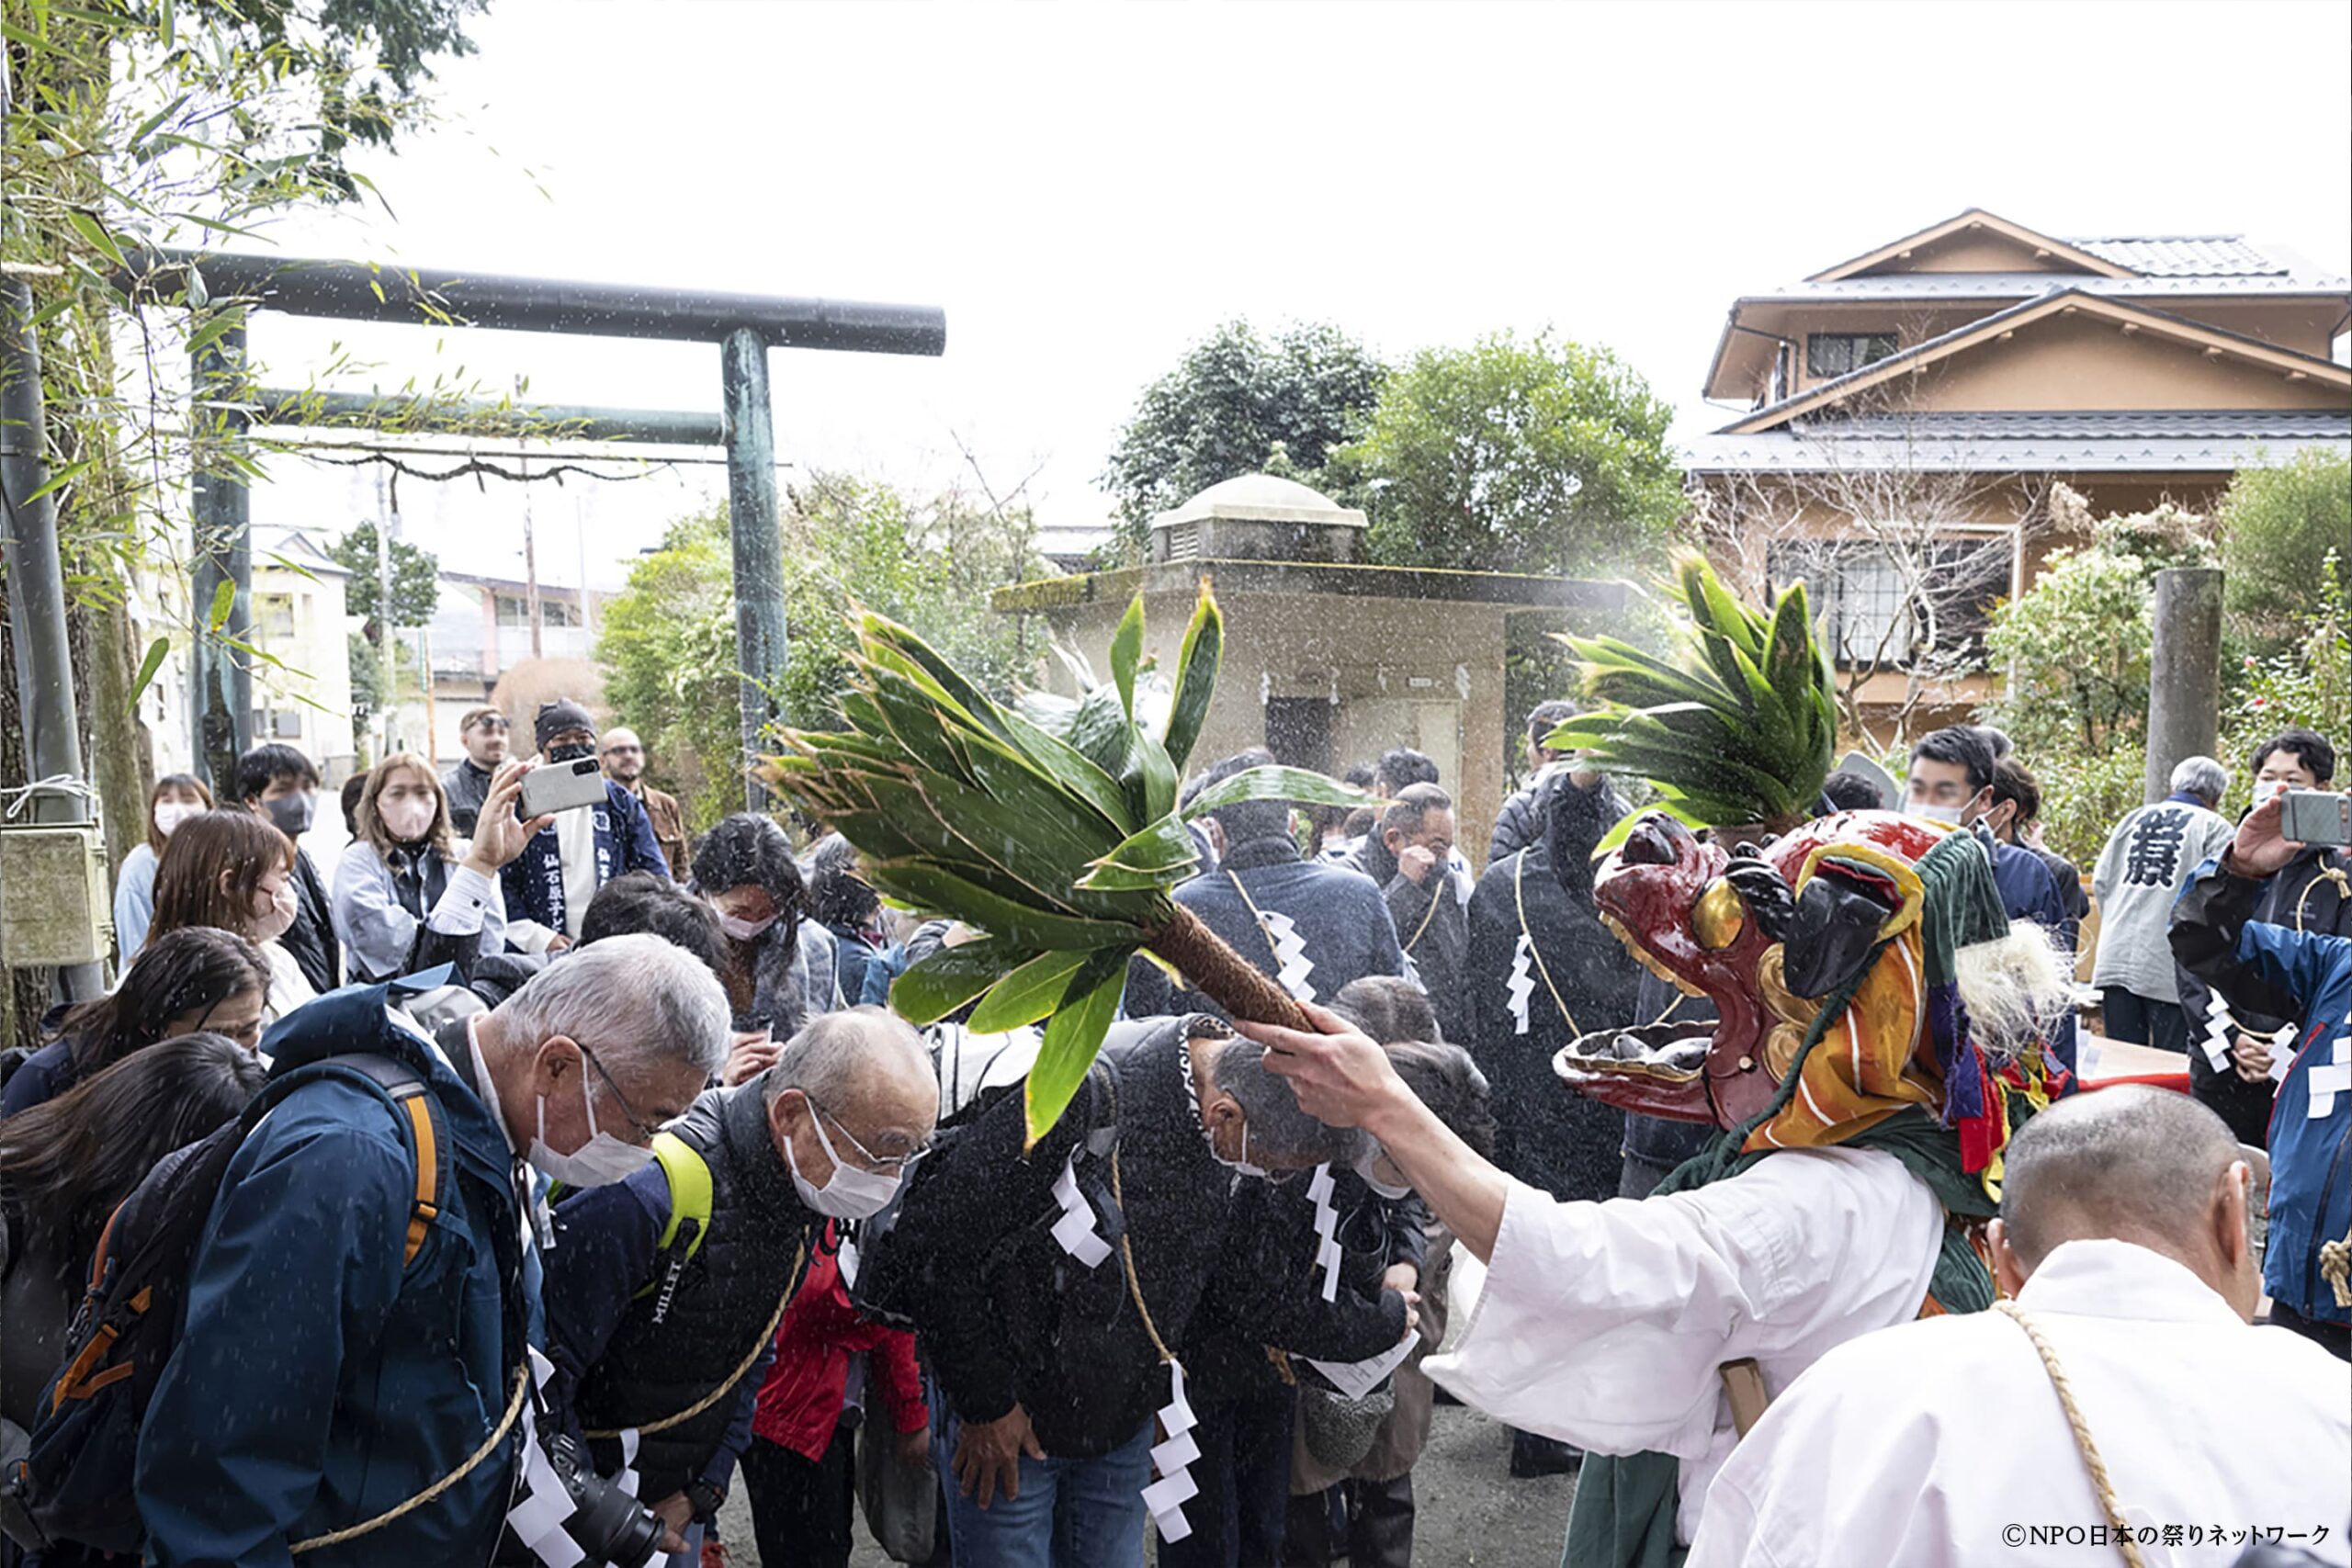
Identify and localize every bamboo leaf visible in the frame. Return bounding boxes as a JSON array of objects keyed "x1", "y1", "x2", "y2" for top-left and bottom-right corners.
[
  {"x1": 65, "y1": 209, "x2": 125, "y2": 269},
  {"x1": 1181, "y1": 764, "x2": 1370, "y2": 821},
  {"x1": 1024, "y1": 950, "x2": 1132, "y2": 1145},
  {"x1": 875, "y1": 861, "x2": 1139, "y2": 951},
  {"x1": 967, "y1": 949, "x2": 1091, "y2": 1033},
  {"x1": 1109, "y1": 593, "x2": 1145, "y2": 722},
  {"x1": 1163, "y1": 581, "x2": 1222, "y2": 773},
  {"x1": 206, "y1": 580, "x2": 235, "y2": 631},
  {"x1": 890, "y1": 938, "x2": 1030, "y2": 1025},
  {"x1": 1080, "y1": 815, "x2": 1200, "y2": 884},
  {"x1": 126, "y1": 636, "x2": 170, "y2": 712}
]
